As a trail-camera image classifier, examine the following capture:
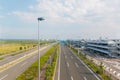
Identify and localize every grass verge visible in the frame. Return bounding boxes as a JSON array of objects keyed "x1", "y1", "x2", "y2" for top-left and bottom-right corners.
[
  {"x1": 0, "y1": 57, "x2": 4, "y2": 60},
  {"x1": 45, "y1": 45, "x2": 59, "y2": 80}
]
